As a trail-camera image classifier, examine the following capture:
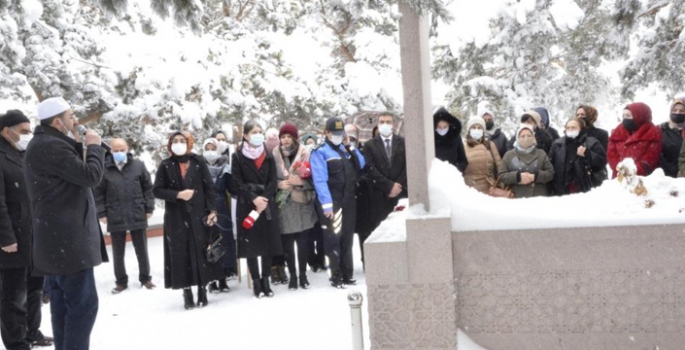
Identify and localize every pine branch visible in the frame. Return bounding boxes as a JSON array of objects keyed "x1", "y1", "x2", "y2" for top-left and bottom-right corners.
[{"x1": 638, "y1": 1, "x2": 670, "y2": 18}]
